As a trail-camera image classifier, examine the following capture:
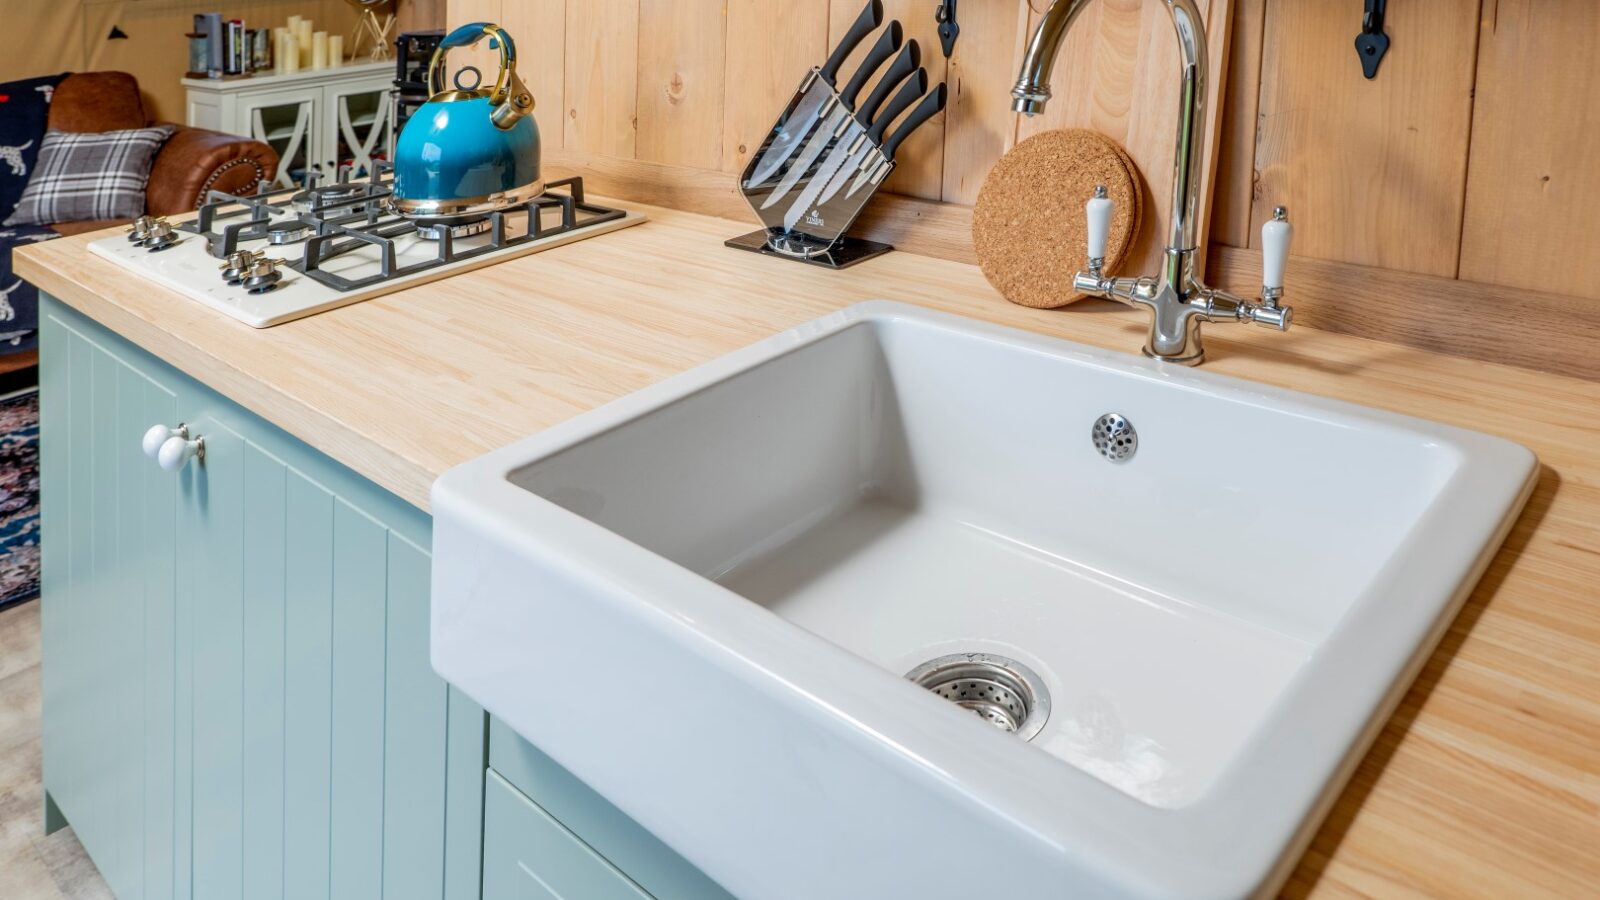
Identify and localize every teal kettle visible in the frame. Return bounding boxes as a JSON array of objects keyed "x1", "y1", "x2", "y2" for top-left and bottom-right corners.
[{"x1": 391, "y1": 22, "x2": 542, "y2": 222}]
